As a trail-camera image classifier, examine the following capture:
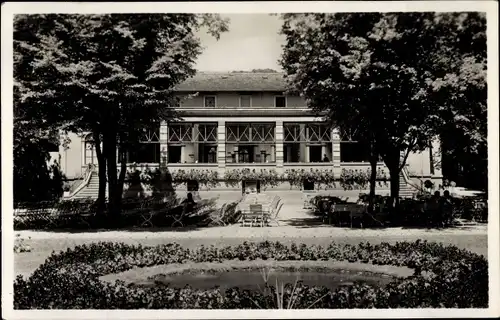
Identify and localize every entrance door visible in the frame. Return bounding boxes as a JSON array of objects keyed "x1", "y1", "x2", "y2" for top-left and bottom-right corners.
[{"x1": 85, "y1": 141, "x2": 97, "y2": 164}]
